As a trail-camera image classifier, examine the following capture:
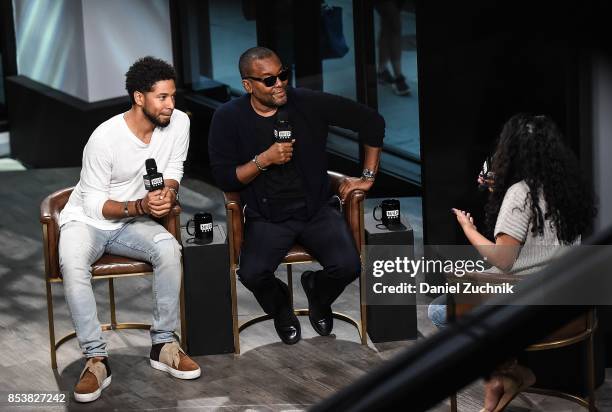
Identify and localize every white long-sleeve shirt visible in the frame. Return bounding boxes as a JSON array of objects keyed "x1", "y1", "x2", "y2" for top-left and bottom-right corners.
[{"x1": 59, "y1": 109, "x2": 190, "y2": 230}]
